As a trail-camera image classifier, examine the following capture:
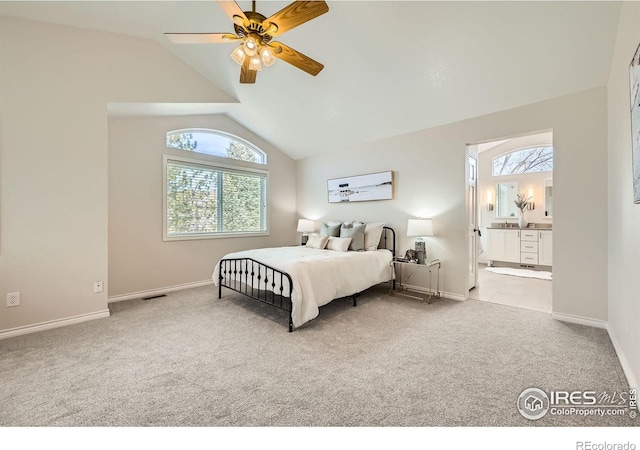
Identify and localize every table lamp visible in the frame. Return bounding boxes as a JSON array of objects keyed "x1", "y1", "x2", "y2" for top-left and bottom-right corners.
[
  {"x1": 297, "y1": 219, "x2": 315, "y2": 245},
  {"x1": 407, "y1": 219, "x2": 434, "y2": 264}
]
